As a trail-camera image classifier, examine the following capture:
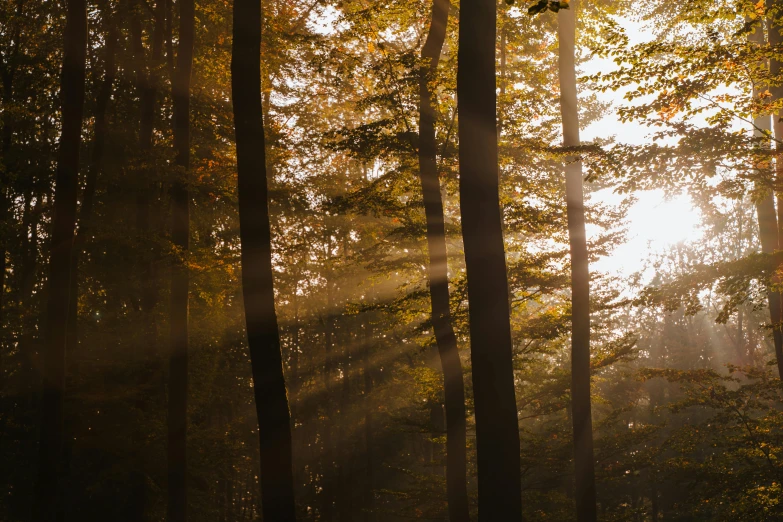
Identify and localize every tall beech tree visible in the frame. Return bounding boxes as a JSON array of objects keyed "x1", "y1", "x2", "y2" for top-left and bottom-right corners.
[
  {"x1": 457, "y1": 0, "x2": 523, "y2": 519},
  {"x1": 67, "y1": 22, "x2": 117, "y2": 354},
  {"x1": 231, "y1": 0, "x2": 297, "y2": 519},
  {"x1": 767, "y1": 0, "x2": 783, "y2": 379},
  {"x1": 417, "y1": 0, "x2": 469, "y2": 520},
  {"x1": 131, "y1": 0, "x2": 165, "y2": 340},
  {"x1": 557, "y1": 2, "x2": 598, "y2": 520},
  {"x1": 168, "y1": 0, "x2": 194, "y2": 518},
  {"x1": 32, "y1": 0, "x2": 87, "y2": 519},
  {"x1": 749, "y1": 16, "x2": 783, "y2": 379}
]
